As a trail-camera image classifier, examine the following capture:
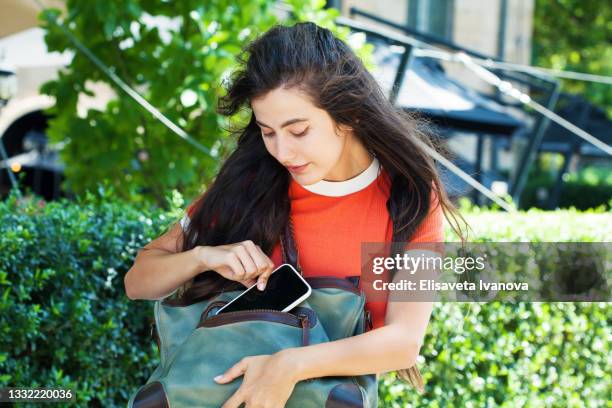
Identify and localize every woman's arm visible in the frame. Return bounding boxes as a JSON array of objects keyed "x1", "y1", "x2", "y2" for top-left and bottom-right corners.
[
  {"x1": 124, "y1": 222, "x2": 277, "y2": 300},
  {"x1": 215, "y1": 299, "x2": 434, "y2": 408},
  {"x1": 124, "y1": 222, "x2": 205, "y2": 300},
  {"x1": 282, "y1": 300, "x2": 434, "y2": 381},
  {"x1": 284, "y1": 247, "x2": 440, "y2": 379}
]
